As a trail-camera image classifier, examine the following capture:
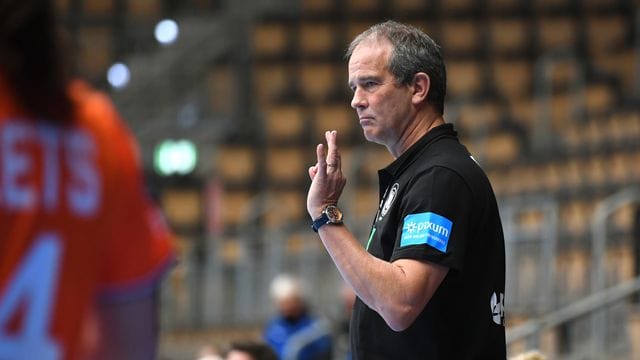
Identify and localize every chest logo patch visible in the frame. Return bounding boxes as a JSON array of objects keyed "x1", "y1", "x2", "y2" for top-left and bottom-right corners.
[
  {"x1": 400, "y1": 212, "x2": 452, "y2": 252},
  {"x1": 379, "y1": 183, "x2": 399, "y2": 220}
]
